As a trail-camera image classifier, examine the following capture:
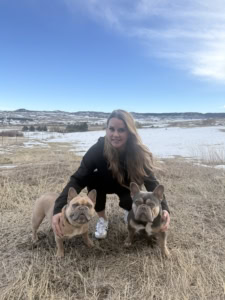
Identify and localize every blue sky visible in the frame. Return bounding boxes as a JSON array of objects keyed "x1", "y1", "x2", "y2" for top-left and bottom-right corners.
[{"x1": 0, "y1": 0, "x2": 225, "y2": 113}]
